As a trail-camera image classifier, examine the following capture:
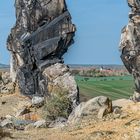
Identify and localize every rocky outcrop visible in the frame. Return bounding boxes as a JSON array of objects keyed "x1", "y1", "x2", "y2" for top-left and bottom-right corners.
[
  {"x1": 119, "y1": 0, "x2": 140, "y2": 101},
  {"x1": 7, "y1": 0, "x2": 79, "y2": 111},
  {"x1": 68, "y1": 96, "x2": 112, "y2": 124}
]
